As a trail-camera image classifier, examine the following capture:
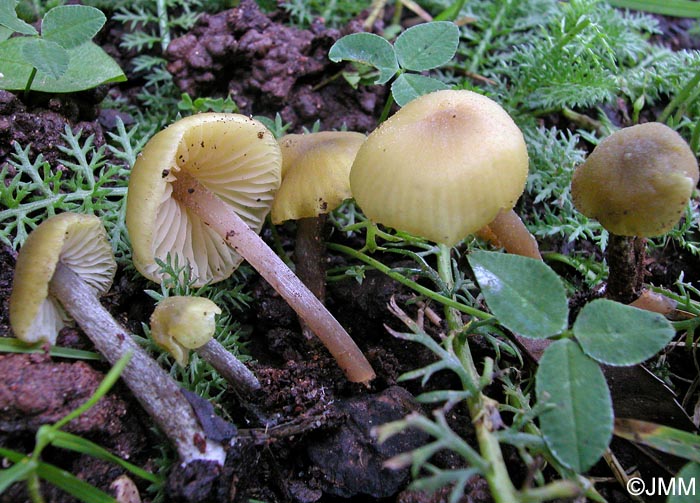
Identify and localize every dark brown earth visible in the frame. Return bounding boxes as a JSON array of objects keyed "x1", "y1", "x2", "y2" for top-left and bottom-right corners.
[{"x1": 1, "y1": 2, "x2": 700, "y2": 503}]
